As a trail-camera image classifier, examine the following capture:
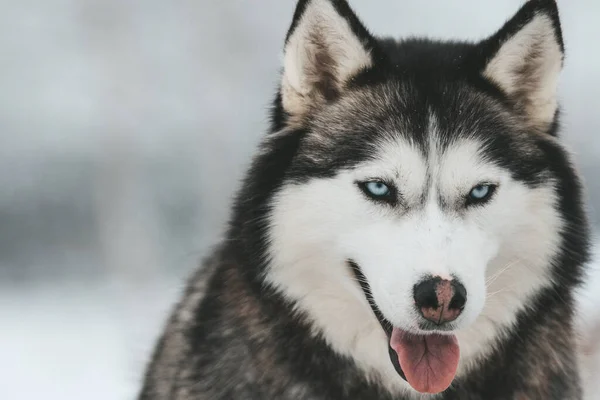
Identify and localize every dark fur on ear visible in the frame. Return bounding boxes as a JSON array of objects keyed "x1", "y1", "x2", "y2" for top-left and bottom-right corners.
[
  {"x1": 481, "y1": 0, "x2": 564, "y2": 61},
  {"x1": 476, "y1": 0, "x2": 564, "y2": 131},
  {"x1": 285, "y1": 0, "x2": 380, "y2": 54},
  {"x1": 280, "y1": 0, "x2": 382, "y2": 121}
]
